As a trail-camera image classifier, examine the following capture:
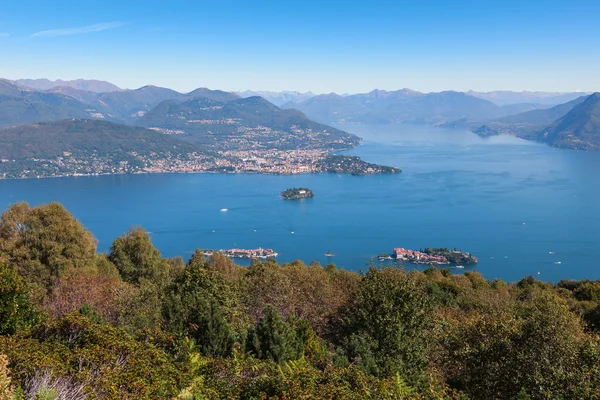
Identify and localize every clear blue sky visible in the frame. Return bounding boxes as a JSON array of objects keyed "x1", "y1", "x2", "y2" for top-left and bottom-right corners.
[{"x1": 1, "y1": 0, "x2": 599, "y2": 93}]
